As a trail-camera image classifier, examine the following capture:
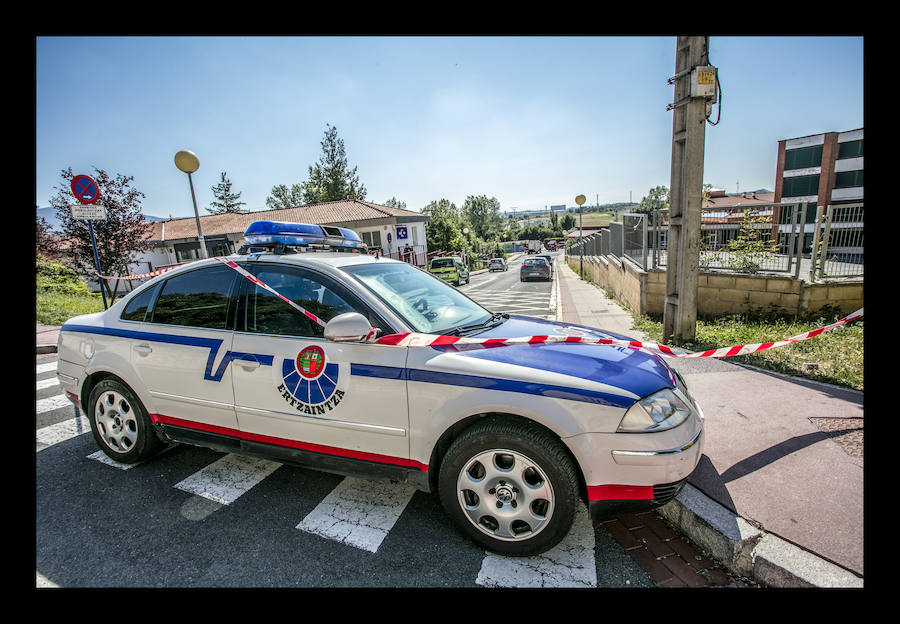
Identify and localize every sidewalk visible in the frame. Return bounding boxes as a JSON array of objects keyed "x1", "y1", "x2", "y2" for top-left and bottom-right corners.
[{"x1": 554, "y1": 257, "x2": 864, "y2": 588}]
